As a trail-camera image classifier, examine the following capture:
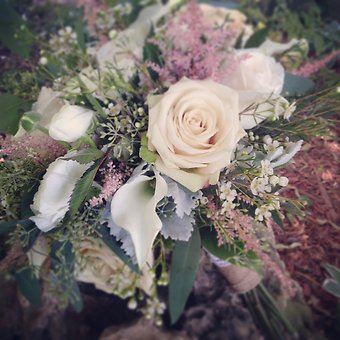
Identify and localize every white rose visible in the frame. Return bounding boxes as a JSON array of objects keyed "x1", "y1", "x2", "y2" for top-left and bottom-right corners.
[
  {"x1": 224, "y1": 50, "x2": 285, "y2": 129},
  {"x1": 76, "y1": 239, "x2": 153, "y2": 296},
  {"x1": 32, "y1": 87, "x2": 64, "y2": 128},
  {"x1": 48, "y1": 104, "x2": 94, "y2": 143},
  {"x1": 30, "y1": 158, "x2": 92, "y2": 231},
  {"x1": 147, "y1": 77, "x2": 246, "y2": 192},
  {"x1": 96, "y1": 3, "x2": 173, "y2": 77},
  {"x1": 198, "y1": 4, "x2": 253, "y2": 45},
  {"x1": 199, "y1": 4, "x2": 246, "y2": 30}
]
